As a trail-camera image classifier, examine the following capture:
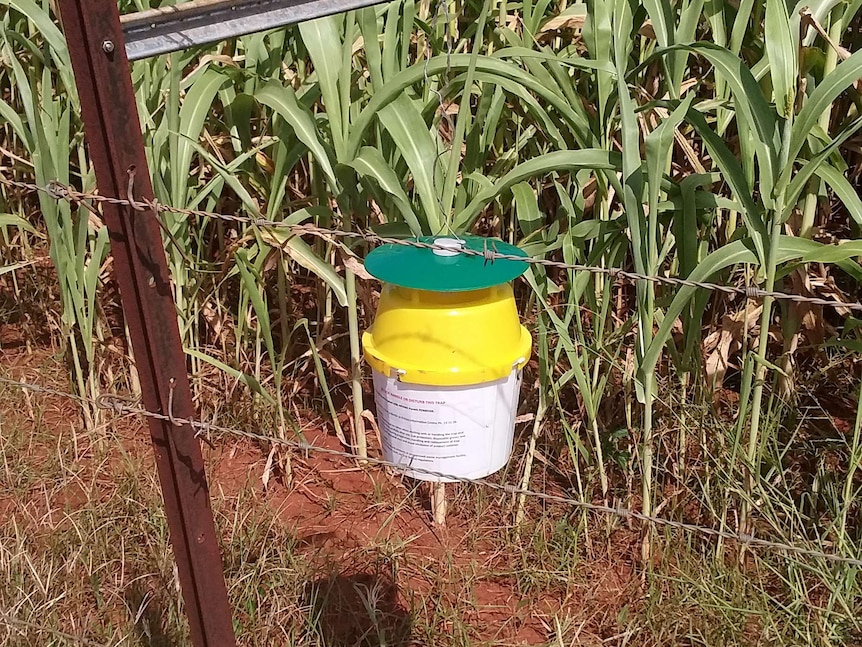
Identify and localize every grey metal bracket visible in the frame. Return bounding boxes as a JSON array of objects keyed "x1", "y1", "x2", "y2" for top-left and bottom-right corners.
[{"x1": 121, "y1": 0, "x2": 388, "y2": 60}]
